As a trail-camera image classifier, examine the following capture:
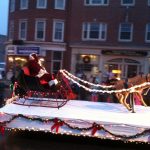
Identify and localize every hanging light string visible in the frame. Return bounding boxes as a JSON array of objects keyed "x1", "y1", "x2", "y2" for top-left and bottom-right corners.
[
  {"x1": 60, "y1": 70, "x2": 150, "y2": 94},
  {"x1": 61, "y1": 69, "x2": 114, "y2": 88}
]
